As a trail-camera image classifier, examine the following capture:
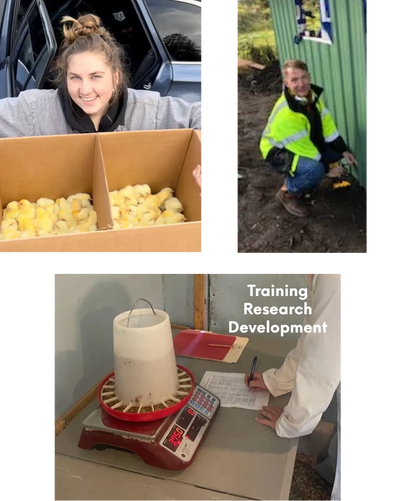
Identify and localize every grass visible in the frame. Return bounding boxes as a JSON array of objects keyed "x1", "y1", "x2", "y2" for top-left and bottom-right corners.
[{"x1": 238, "y1": 0, "x2": 277, "y2": 66}]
